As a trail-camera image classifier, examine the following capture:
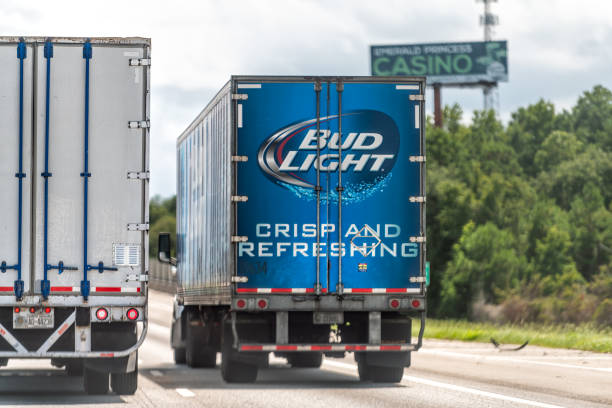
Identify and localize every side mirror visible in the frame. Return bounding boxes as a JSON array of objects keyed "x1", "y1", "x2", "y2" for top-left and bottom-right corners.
[{"x1": 158, "y1": 232, "x2": 176, "y2": 266}]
